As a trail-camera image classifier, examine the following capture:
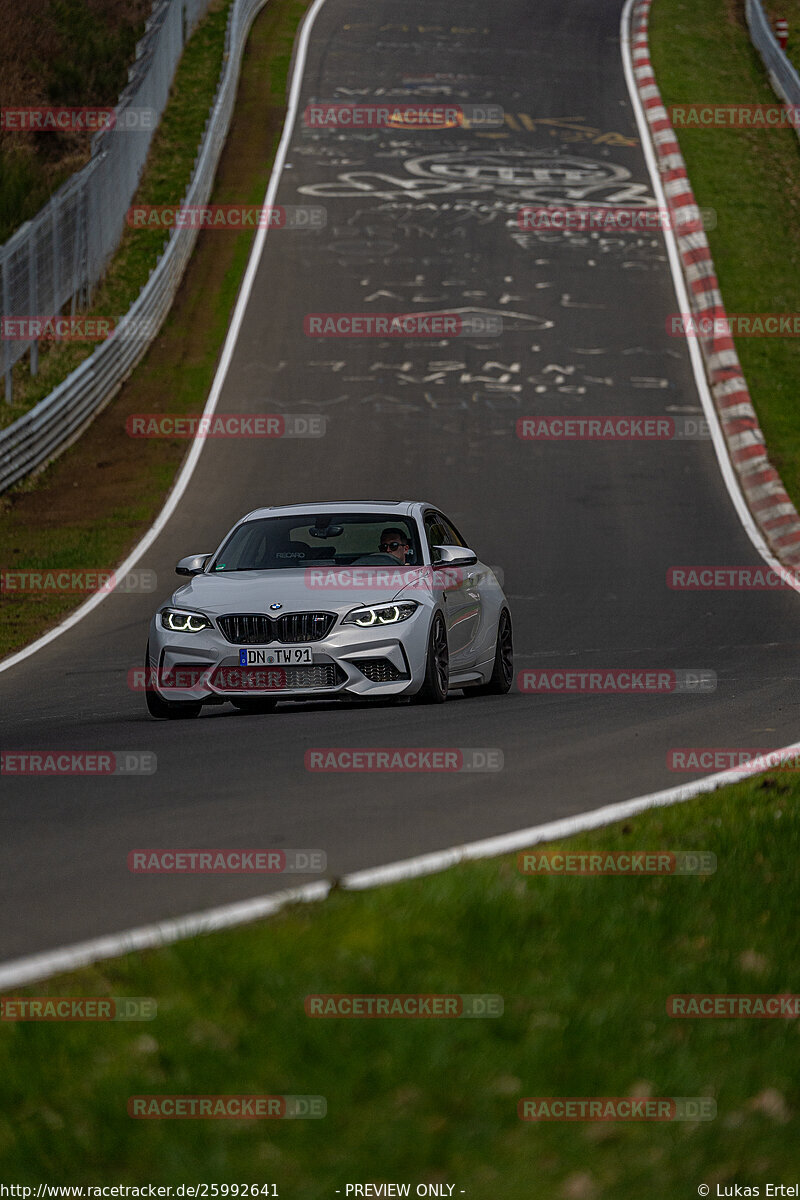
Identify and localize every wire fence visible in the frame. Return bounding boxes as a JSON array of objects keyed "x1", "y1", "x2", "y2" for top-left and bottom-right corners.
[
  {"x1": 0, "y1": 0, "x2": 213, "y2": 402},
  {"x1": 746, "y1": 0, "x2": 800, "y2": 145},
  {"x1": 0, "y1": 0, "x2": 272, "y2": 492}
]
